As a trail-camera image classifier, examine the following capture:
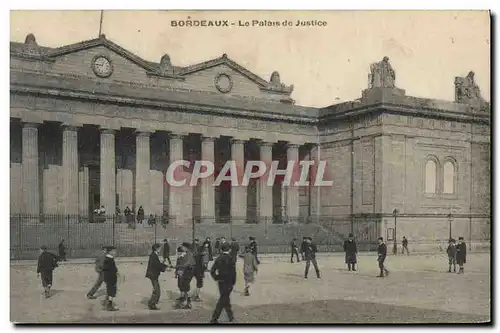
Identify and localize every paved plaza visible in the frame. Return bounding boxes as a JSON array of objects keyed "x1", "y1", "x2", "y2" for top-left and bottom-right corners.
[{"x1": 10, "y1": 252, "x2": 490, "y2": 324}]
